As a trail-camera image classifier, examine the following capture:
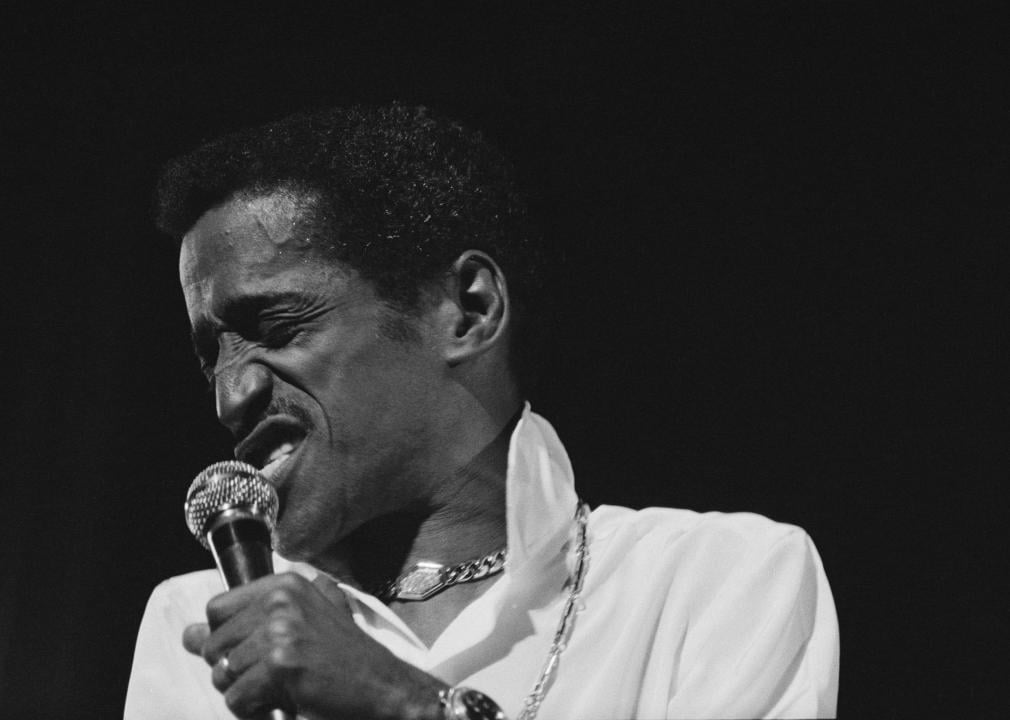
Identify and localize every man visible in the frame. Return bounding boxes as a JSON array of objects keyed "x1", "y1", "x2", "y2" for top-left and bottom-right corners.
[{"x1": 126, "y1": 104, "x2": 839, "y2": 719}]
